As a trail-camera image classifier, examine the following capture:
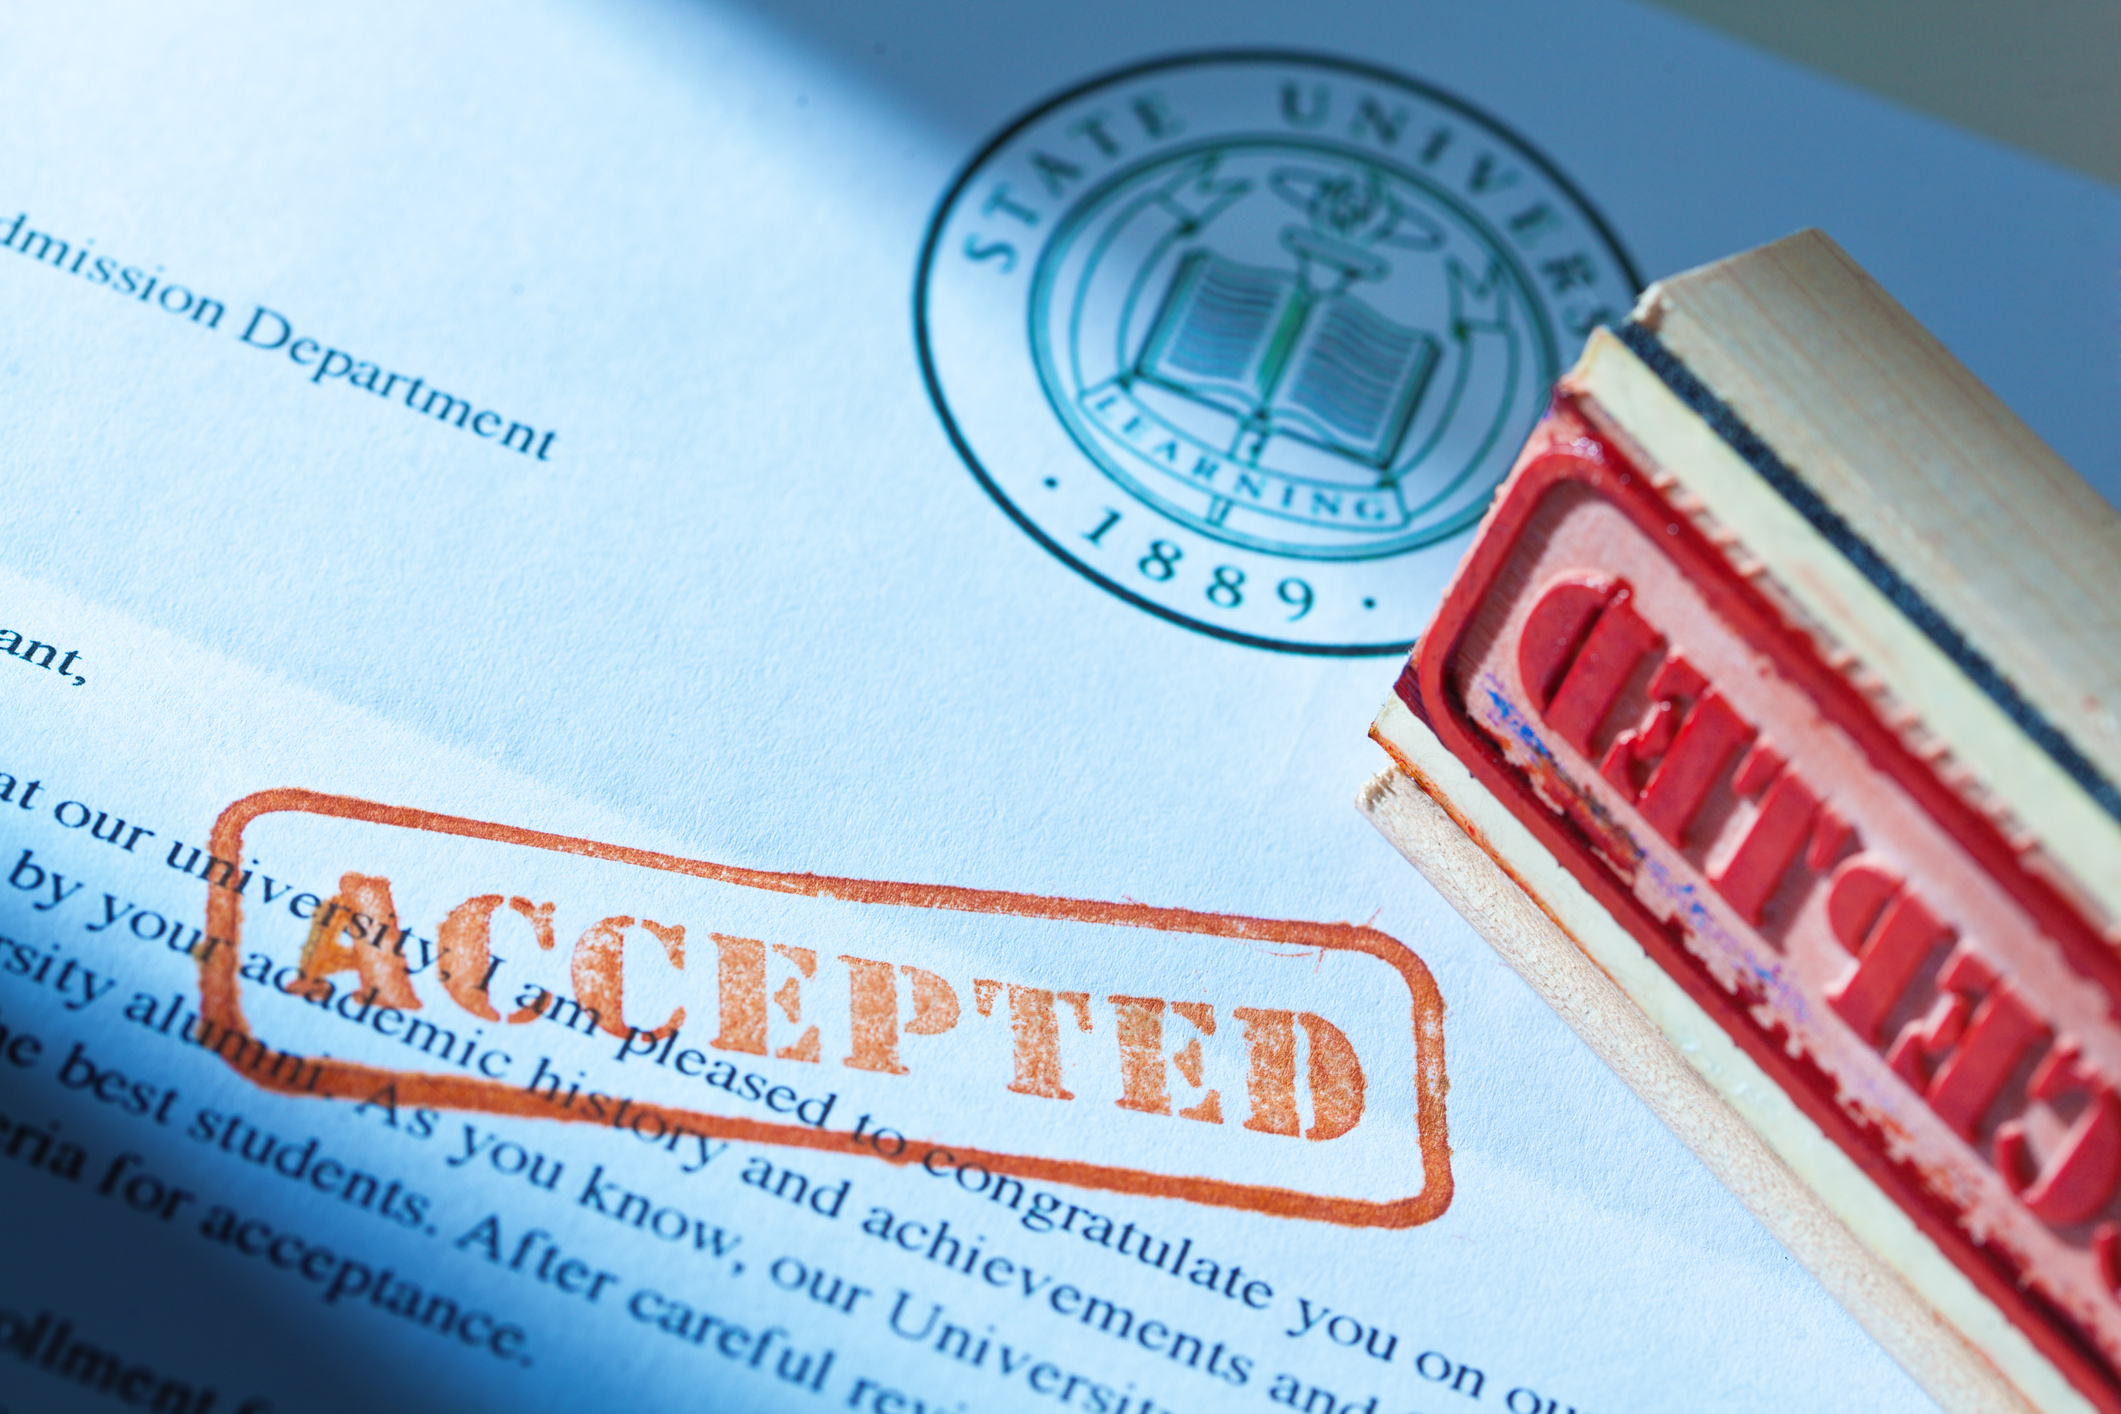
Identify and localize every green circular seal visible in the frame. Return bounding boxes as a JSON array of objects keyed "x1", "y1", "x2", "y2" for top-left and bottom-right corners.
[{"x1": 917, "y1": 52, "x2": 1638, "y2": 654}]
